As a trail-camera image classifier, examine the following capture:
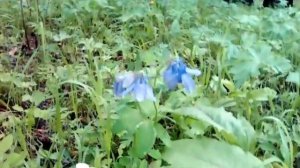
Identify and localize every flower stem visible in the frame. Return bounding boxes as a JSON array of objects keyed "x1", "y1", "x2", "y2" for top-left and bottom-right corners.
[{"x1": 153, "y1": 101, "x2": 158, "y2": 122}]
